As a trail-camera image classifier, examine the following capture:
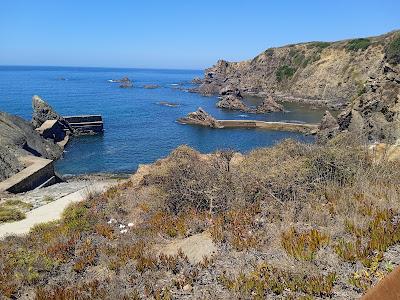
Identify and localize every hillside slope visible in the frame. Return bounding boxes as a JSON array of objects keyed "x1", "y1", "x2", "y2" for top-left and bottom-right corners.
[{"x1": 197, "y1": 30, "x2": 400, "y2": 142}]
